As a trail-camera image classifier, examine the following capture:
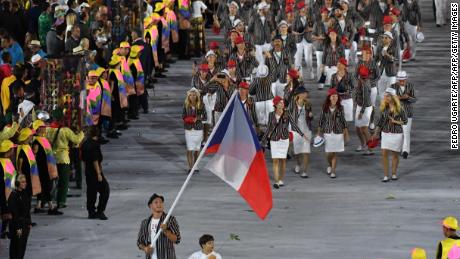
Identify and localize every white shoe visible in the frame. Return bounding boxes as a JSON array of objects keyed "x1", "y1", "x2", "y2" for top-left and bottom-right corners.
[
  {"x1": 327, "y1": 166, "x2": 332, "y2": 175},
  {"x1": 382, "y1": 176, "x2": 389, "y2": 182},
  {"x1": 391, "y1": 174, "x2": 398, "y2": 180},
  {"x1": 330, "y1": 173, "x2": 336, "y2": 178},
  {"x1": 278, "y1": 180, "x2": 285, "y2": 186},
  {"x1": 309, "y1": 71, "x2": 315, "y2": 79},
  {"x1": 355, "y1": 145, "x2": 363, "y2": 152},
  {"x1": 294, "y1": 165, "x2": 300, "y2": 174},
  {"x1": 318, "y1": 84, "x2": 324, "y2": 90},
  {"x1": 301, "y1": 172, "x2": 309, "y2": 178},
  {"x1": 369, "y1": 123, "x2": 375, "y2": 130}
]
